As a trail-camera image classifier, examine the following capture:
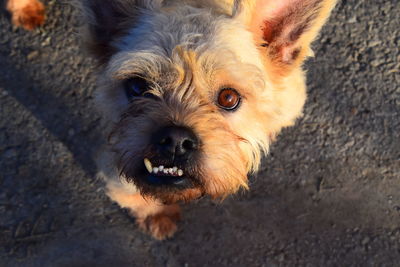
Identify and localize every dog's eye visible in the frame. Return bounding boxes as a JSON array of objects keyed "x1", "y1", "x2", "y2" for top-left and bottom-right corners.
[
  {"x1": 217, "y1": 88, "x2": 241, "y2": 111},
  {"x1": 124, "y1": 77, "x2": 149, "y2": 99}
]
